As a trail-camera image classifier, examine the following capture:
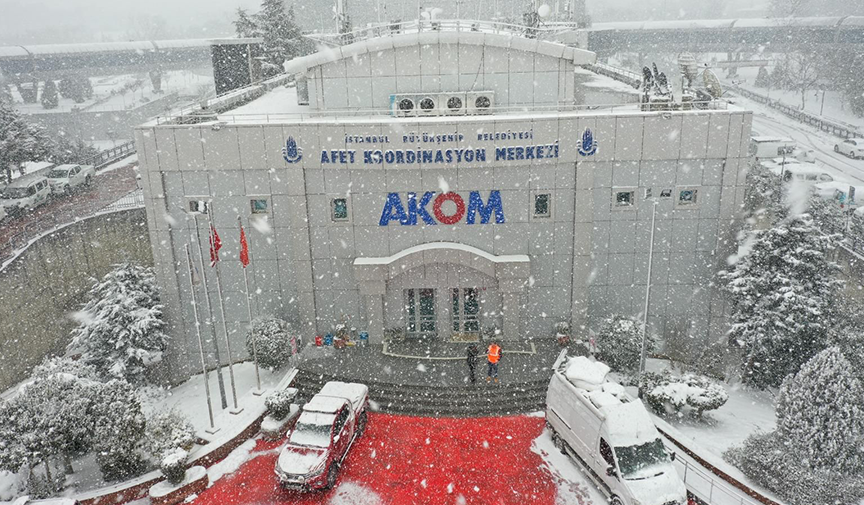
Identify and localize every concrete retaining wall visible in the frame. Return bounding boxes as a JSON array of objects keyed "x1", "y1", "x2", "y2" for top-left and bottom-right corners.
[{"x1": 0, "y1": 209, "x2": 152, "y2": 391}]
